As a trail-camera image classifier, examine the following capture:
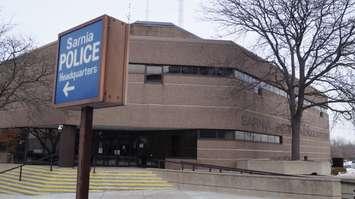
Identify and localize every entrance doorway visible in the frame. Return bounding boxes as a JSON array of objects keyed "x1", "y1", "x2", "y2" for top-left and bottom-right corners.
[{"x1": 89, "y1": 130, "x2": 197, "y2": 167}]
